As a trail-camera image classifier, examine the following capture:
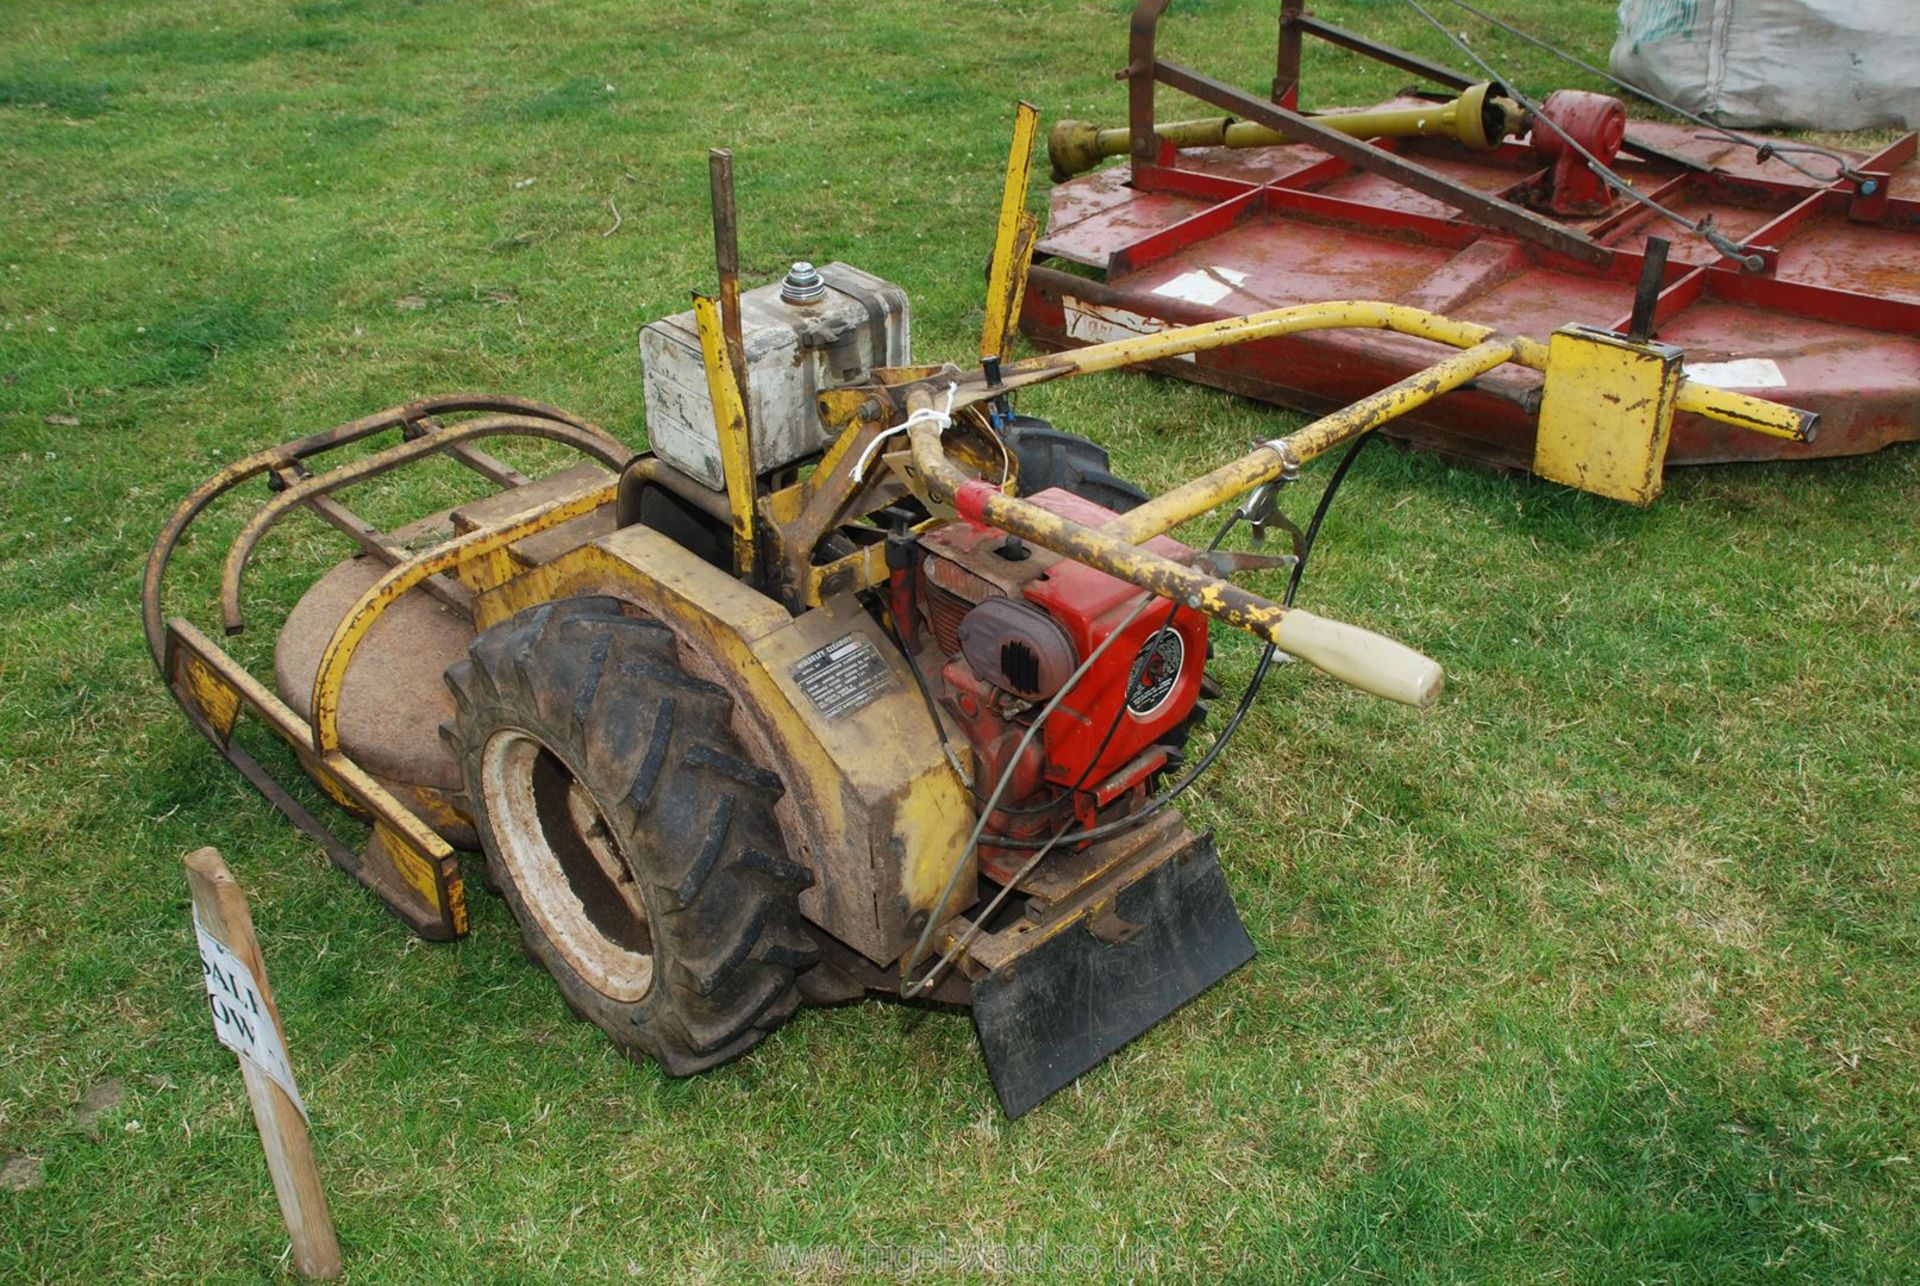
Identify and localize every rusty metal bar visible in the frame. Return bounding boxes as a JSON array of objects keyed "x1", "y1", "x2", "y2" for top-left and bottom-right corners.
[
  {"x1": 1152, "y1": 59, "x2": 1611, "y2": 267},
  {"x1": 1627, "y1": 236, "x2": 1669, "y2": 342},
  {"x1": 404, "y1": 415, "x2": 534, "y2": 488},
  {"x1": 297, "y1": 492, "x2": 473, "y2": 616},
  {"x1": 193, "y1": 721, "x2": 366, "y2": 874},
  {"x1": 1126, "y1": 1, "x2": 1170, "y2": 164},
  {"x1": 219, "y1": 415, "x2": 631, "y2": 634},
  {"x1": 709, "y1": 149, "x2": 749, "y2": 404},
  {"x1": 443, "y1": 442, "x2": 531, "y2": 489},
  {"x1": 618, "y1": 455, "x2": 734, "y2": 525},
  {"x1": 1104, "y1": 338, "x2": 1518, "y2": 543},
  {"x1": 1287, "y1": 11, "x2": 1475, "y2": 92},
  {"x1": 1273, "y1": 0, "x2": 1306, "y2": 104}
]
